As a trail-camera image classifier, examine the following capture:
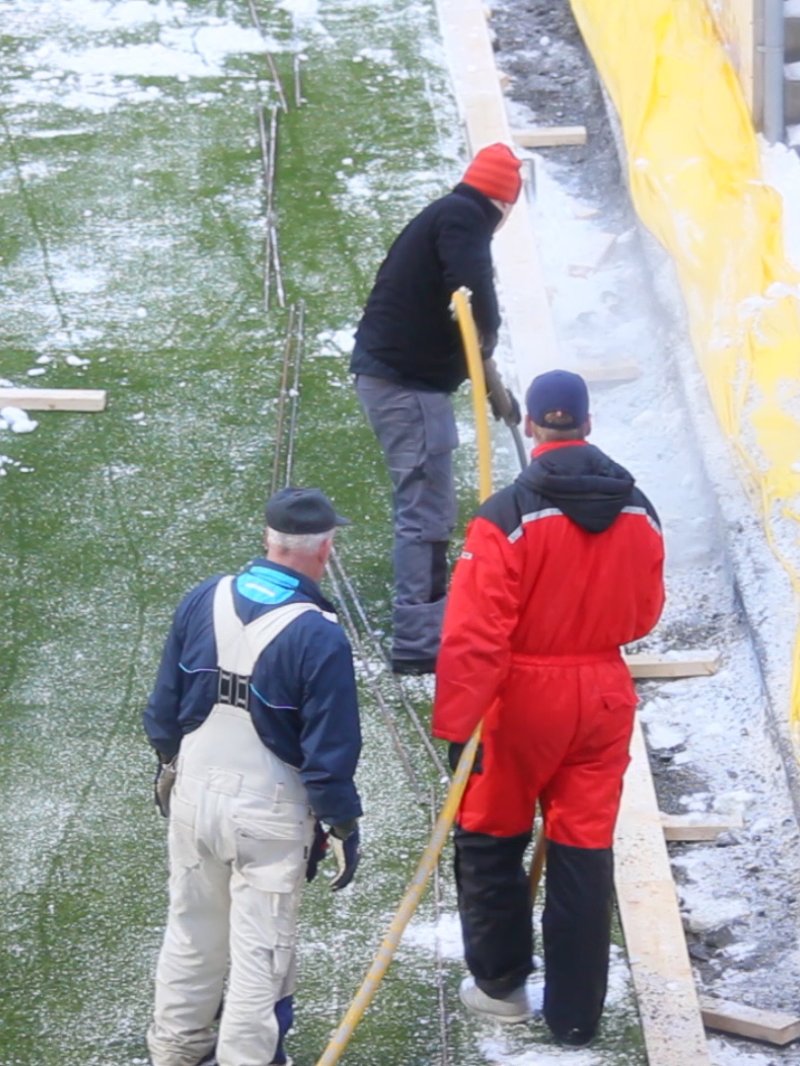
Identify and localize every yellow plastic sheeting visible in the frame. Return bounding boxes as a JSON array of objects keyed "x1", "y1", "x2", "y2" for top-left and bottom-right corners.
[{"x1": 570, "y1": 0, "x2": 800, "y2": 729}]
